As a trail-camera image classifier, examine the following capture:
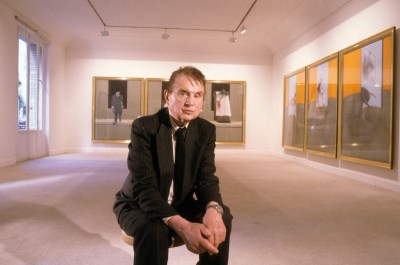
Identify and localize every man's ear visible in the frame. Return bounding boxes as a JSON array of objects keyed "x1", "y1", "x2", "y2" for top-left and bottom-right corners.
[{"x1": 163, "y1": 90, "x2": 170, "y2": 103}]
